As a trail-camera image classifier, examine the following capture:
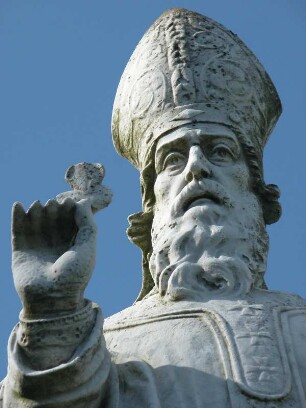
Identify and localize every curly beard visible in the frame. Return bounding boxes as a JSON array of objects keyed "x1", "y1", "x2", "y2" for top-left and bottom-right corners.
[{"x1": 149, "y1": 189, "x2": 268, "y2": 302}]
